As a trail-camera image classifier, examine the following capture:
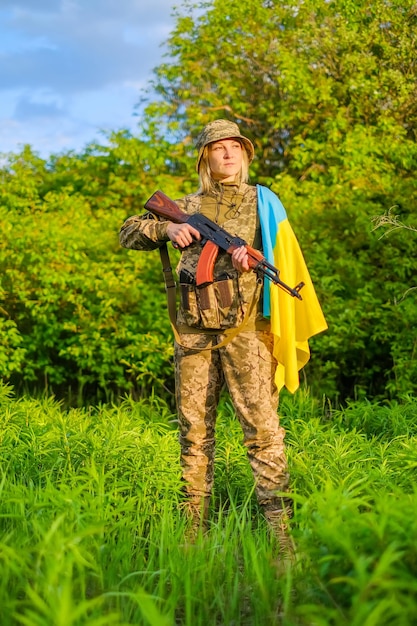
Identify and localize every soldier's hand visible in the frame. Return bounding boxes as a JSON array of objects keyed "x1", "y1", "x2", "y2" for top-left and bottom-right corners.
[
  {"x1": 231, "y1": 246, "x2": 250, "y2": 272},
  {"x1": 167, "y1": 223, "x2": 201, "y2": 248}
]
